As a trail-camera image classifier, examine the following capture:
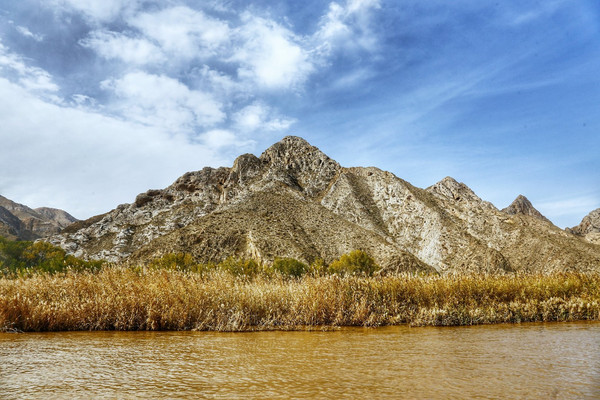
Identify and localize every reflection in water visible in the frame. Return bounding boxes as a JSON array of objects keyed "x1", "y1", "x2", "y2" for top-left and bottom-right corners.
[{"x1": 1, "y1": 323, "x2": 600, "y2": 399}]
